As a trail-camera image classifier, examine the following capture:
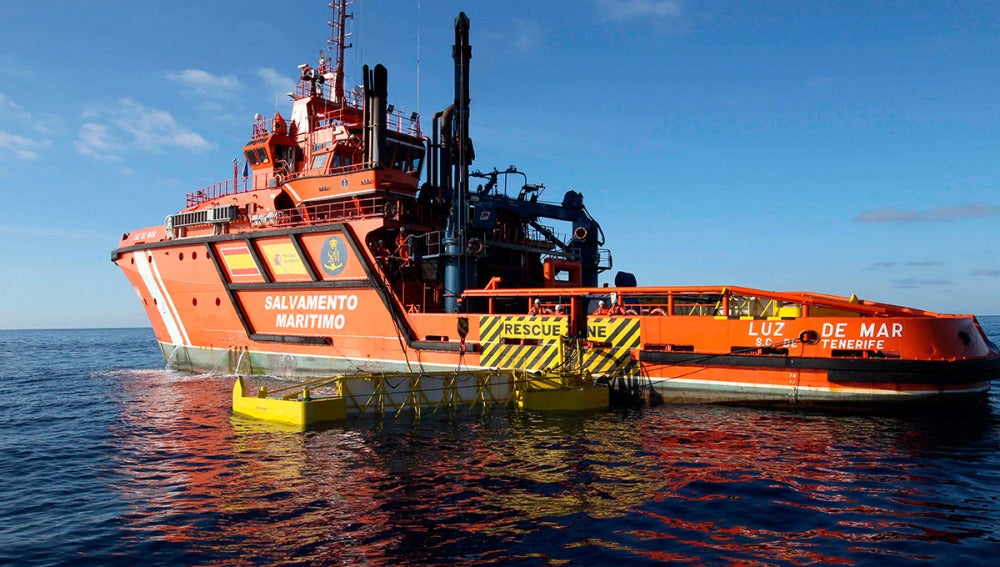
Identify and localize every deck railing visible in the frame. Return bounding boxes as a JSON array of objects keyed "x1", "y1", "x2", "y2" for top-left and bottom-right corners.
[
  {"x1": 186, "y1": 178, "x2": 253, "y2": 207},
  {"x1": 255, "y1": 196, "x2": 387, "y2": 229},
  {"x1": 294, "y1": 80, "x2": 421, "y2": 136},
  {"x1": 462, "y1": 285, "x2": 937, "y2": 318},
  {"x1": 186, "y1": 163, "x2": 378, "y2": 208}
]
